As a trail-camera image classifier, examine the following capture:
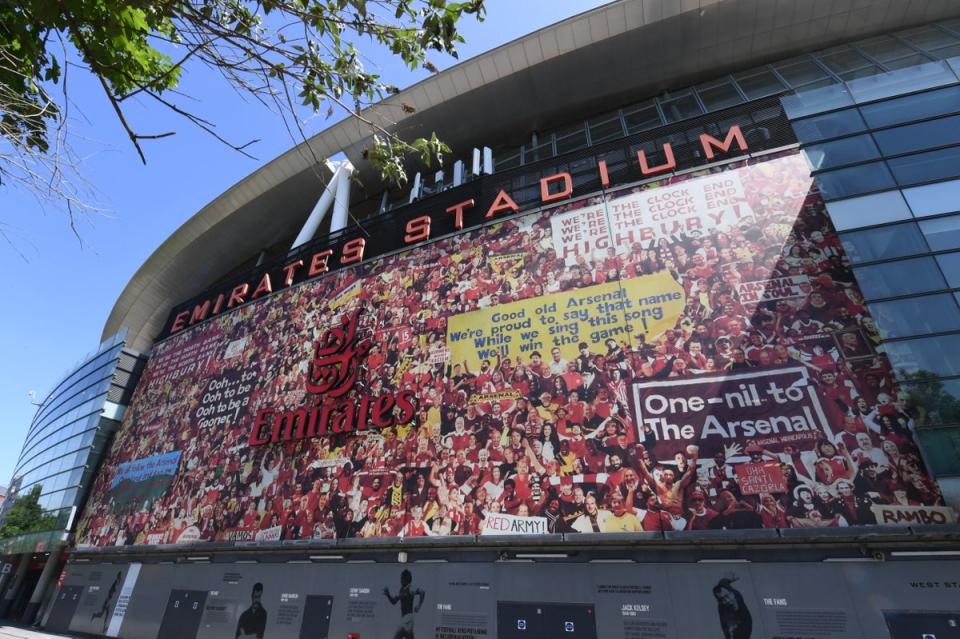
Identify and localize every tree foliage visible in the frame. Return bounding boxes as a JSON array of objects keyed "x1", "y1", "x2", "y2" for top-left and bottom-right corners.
[
  {"x1": 0, "y1": 485, "x2": 57, "y2": 539},
  {"x1": 0, "y1": 0, "x2": 485, "y2": 235}
]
